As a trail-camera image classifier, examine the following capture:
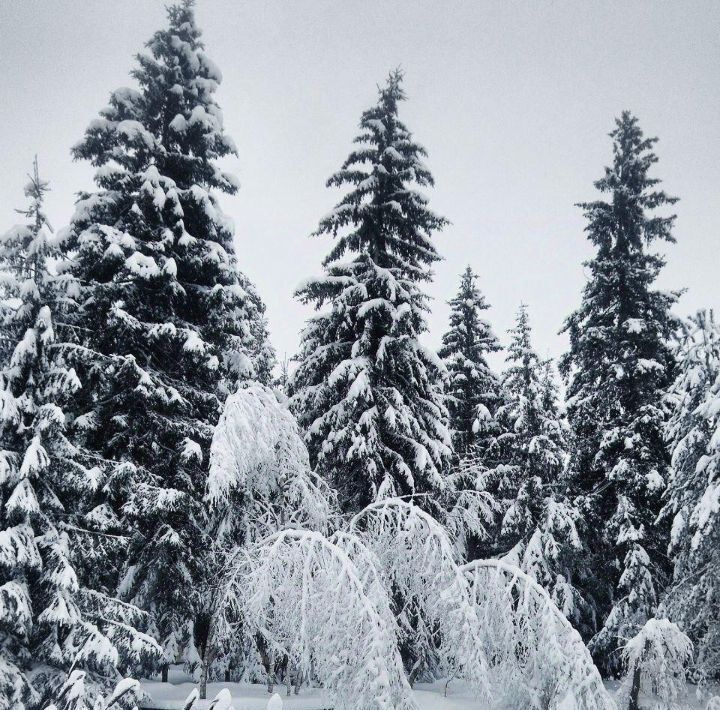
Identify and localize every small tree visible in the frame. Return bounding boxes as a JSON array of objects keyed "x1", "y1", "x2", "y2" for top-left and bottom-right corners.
[
  {"x1": 483, "y1": 306, "x2": 586, "y2": 624},
  {"x1": 621, "y1": 618, "x2": 692, "y2": 710},
  {"x1": 439, "y1": 266, "x2": 502, "y2": 457},
  {"x1": 202, "y1": 383, "x2": 334, "y2": 697}
]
